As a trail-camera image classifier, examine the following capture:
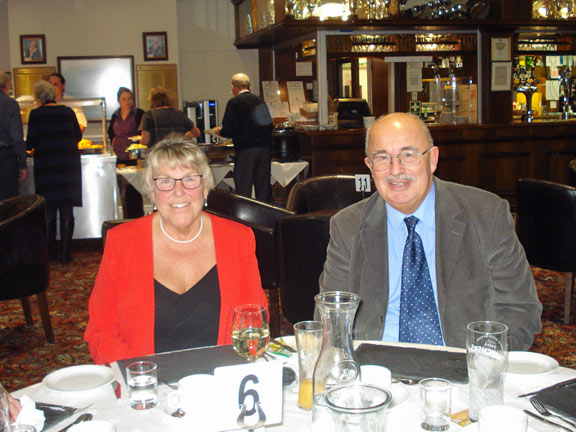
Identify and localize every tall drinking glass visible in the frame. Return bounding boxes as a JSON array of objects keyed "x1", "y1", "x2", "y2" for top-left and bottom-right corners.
[
  {"x1": 466, "y1": 321, "x2": 508, "y2": 421},
  {"x1": 0, "y1": 387, "x2": 11, "y2": 432},
  {"x1": 294, "y1": 320, "x2": 323, "y2": 410},
  {"x1": 232, "y1": 304, "x2": 270, "y2": 362}
]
